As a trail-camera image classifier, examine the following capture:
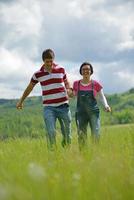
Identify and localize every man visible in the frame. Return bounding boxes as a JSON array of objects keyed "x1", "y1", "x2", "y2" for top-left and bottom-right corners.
[{"x1": 16, "y1": 49, "x2": 72, "y2": 149}]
